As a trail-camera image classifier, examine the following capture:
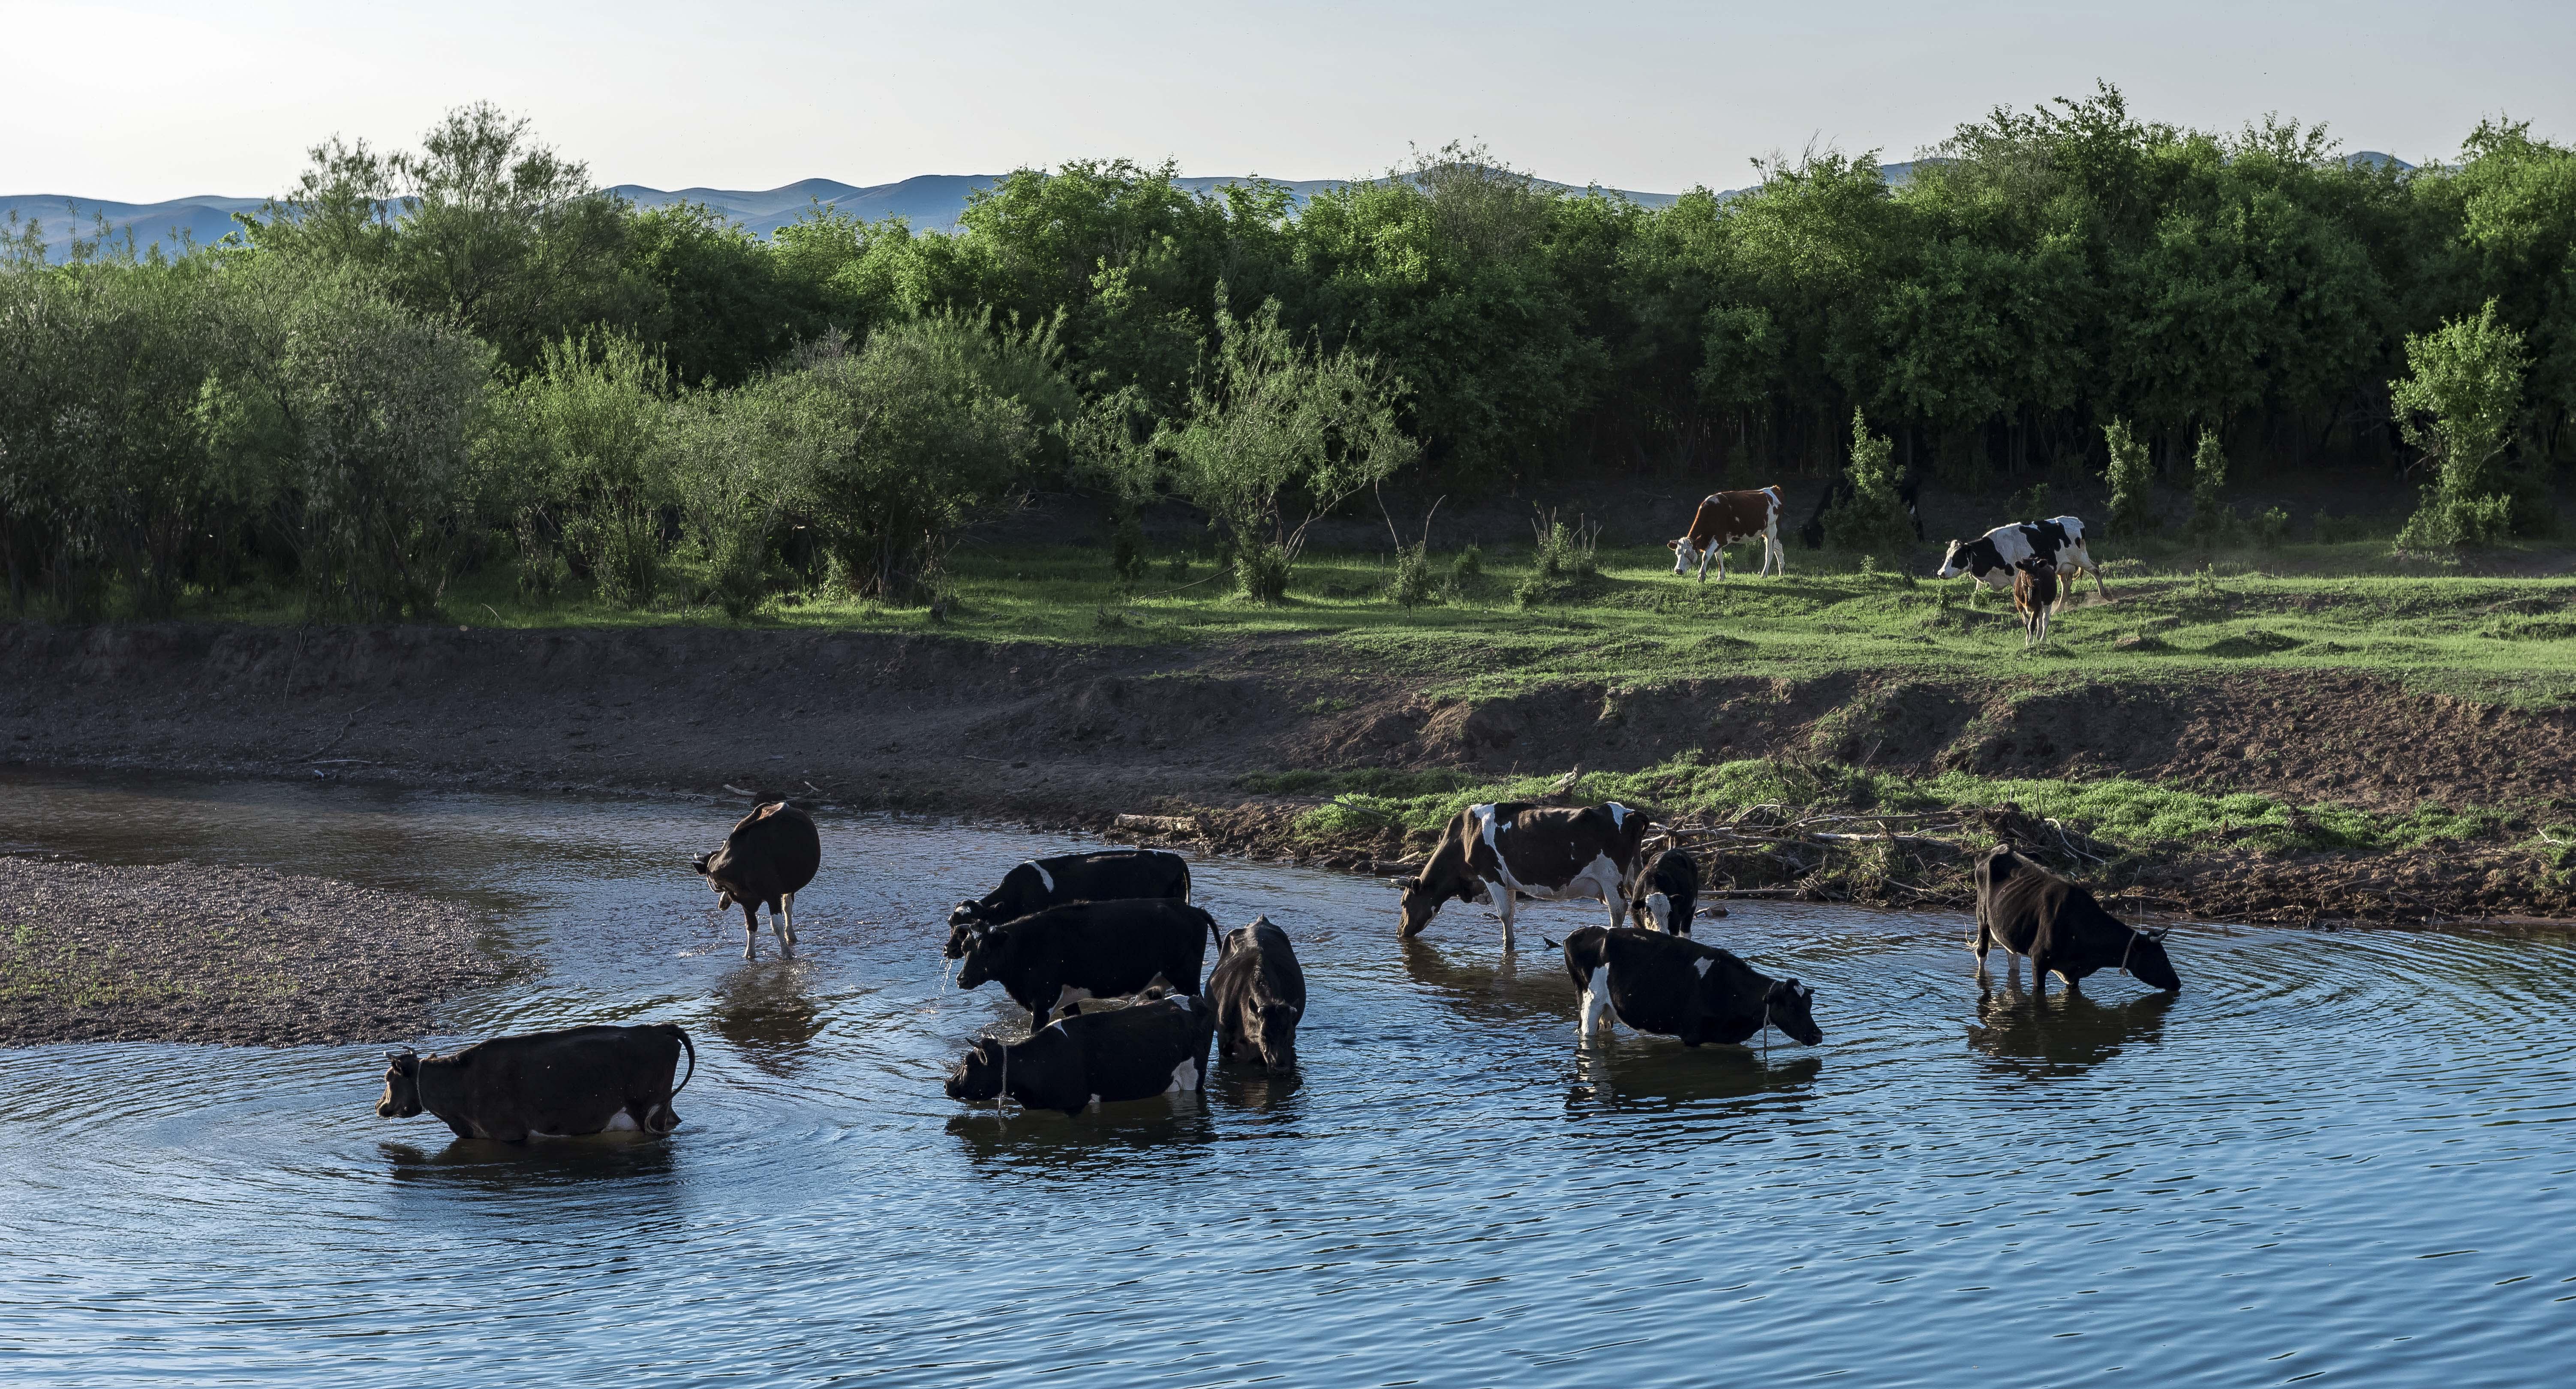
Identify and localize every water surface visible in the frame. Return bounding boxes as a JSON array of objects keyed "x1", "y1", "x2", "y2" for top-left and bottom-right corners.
[{"x1": 3, "y1": 769, "x2": 2572, "y2": 1386}]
